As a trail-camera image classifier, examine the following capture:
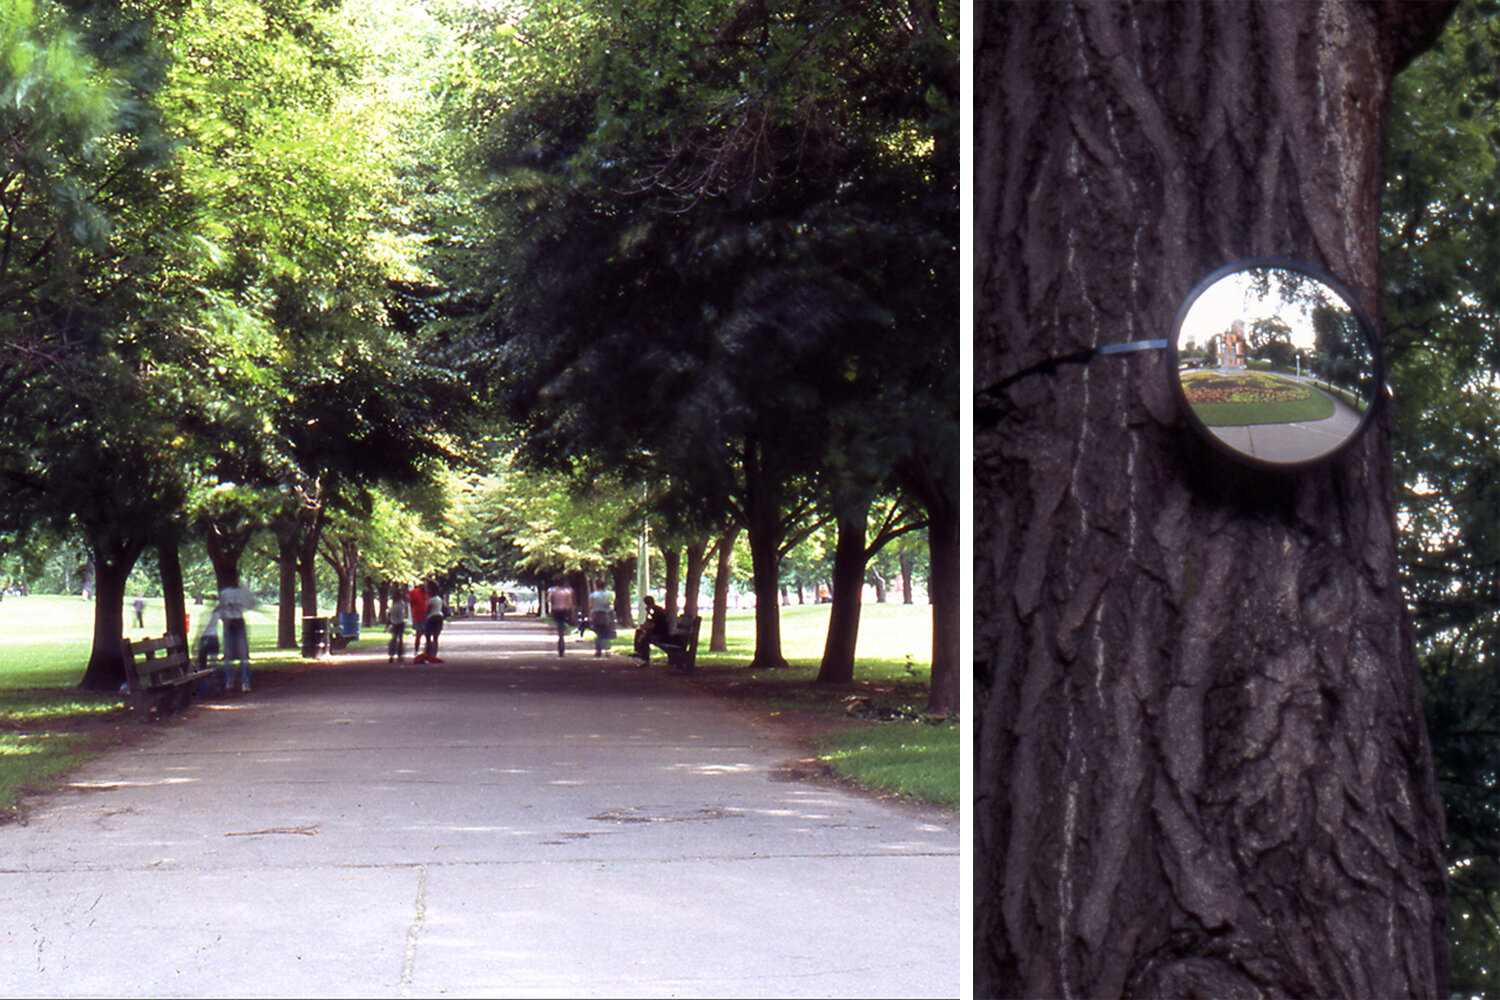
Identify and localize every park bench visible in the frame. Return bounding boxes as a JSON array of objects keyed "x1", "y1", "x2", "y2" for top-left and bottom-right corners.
[
  {"x1": 652, "y1": 614, "x2": 702, "y2": 674},
  {"x1": 122, "y1": 633, "x2": 212, "y2": 721}
]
